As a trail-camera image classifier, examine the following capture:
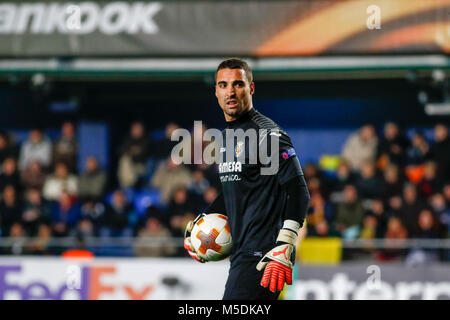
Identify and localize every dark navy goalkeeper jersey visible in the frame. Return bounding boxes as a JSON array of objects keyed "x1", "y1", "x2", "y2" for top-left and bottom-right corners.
[{"x1": 216, "y1": 108, "x2": 304, "y2": 261}]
